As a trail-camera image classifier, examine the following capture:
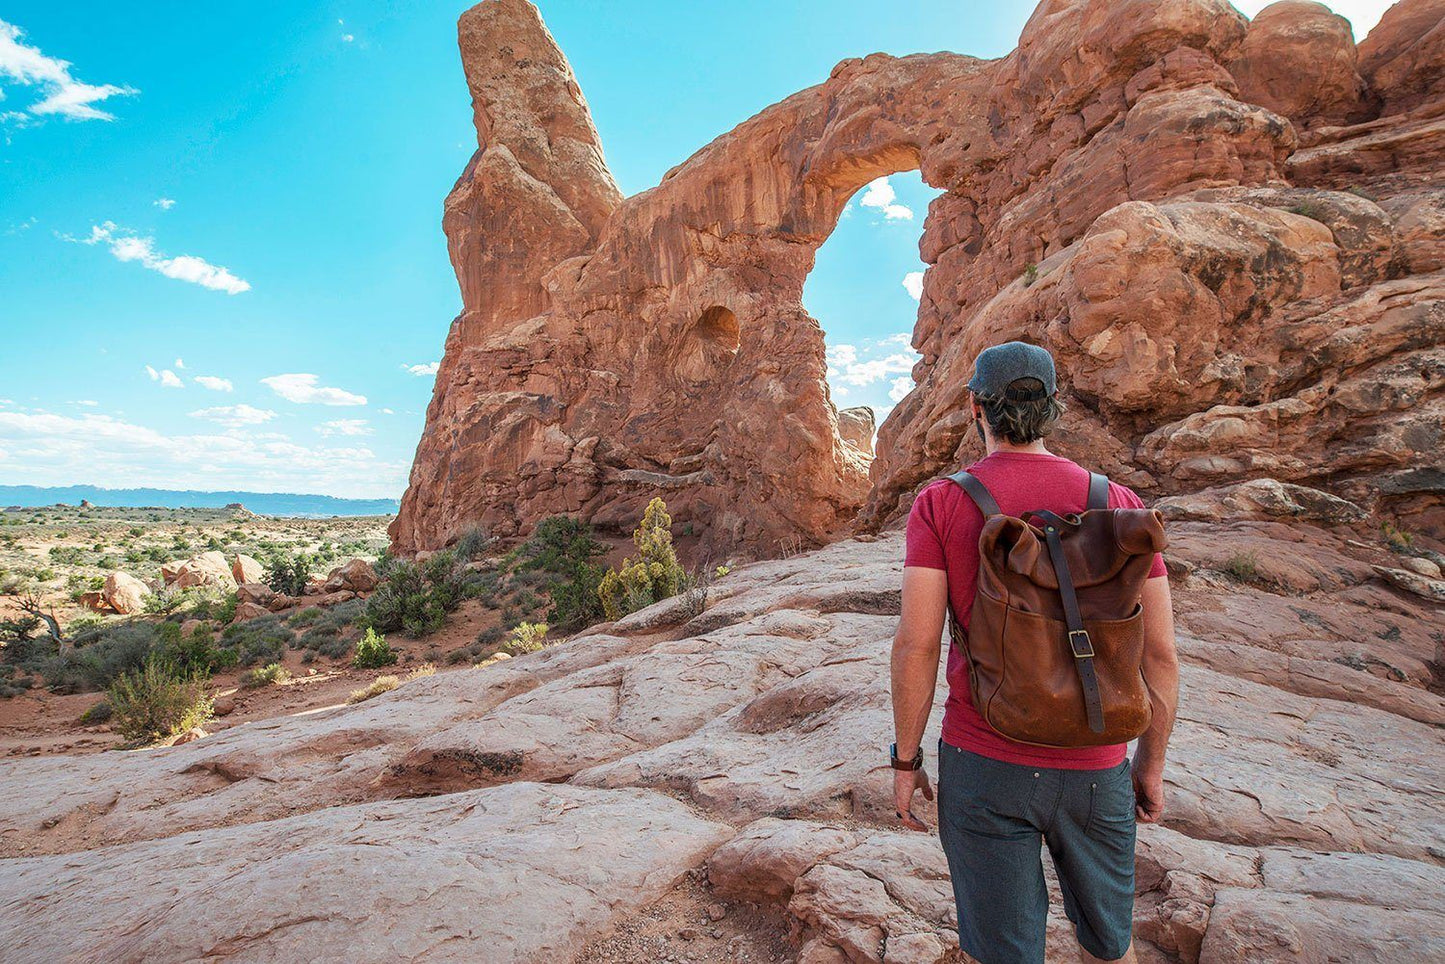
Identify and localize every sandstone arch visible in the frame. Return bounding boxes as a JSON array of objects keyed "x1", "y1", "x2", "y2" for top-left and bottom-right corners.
[{"x1": 394, "y1": 0, "x2": 1445, "y2": 555}]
